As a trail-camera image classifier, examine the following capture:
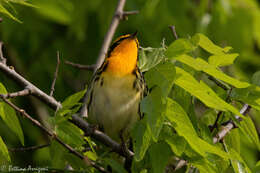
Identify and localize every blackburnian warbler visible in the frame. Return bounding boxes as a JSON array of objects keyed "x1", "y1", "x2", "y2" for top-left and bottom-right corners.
[{"x1": 83, "y1": 32, "x2": 147, "y2": 141}]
